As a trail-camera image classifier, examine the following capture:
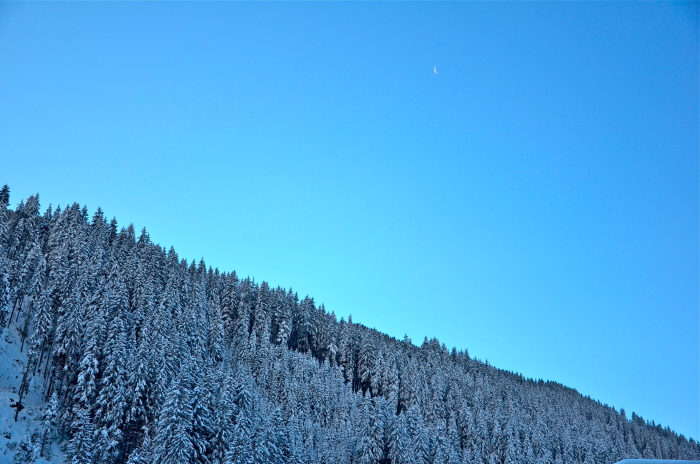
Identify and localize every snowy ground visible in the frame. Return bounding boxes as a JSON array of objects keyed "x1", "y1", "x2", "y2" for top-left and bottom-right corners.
[
  {"x1": 0, "y1": 320, "x2": 64, "y2": 464},
  {"x1": 615, "y1": 461, "x2": 700, "y2": 464}
]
